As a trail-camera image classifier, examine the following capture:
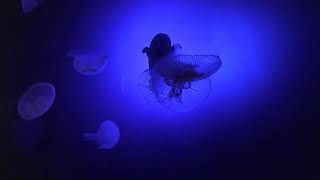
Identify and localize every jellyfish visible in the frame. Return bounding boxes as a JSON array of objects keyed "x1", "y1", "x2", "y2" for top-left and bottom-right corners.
[
  {"x1": 67, "y1": 49, "x2": 108, "y2": 75},
  {"x1": 21, "y1": 0, "x2": 42, "y2": 14},
  {"x1": 83, "y1": 120, "x2": 120, "y2": 150},
  {"x1": 138, "y1": 69, "x2": 211, "y2": 112},
  {"x1": 155, "y1": 54, "x2": 222, "y2": 82},
  {"x1": 17, "y1": 83, "x2": 56, "y2": 120},
  {"x1": 138, "y1": 33, "x2": 222, "y2": 112}
]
